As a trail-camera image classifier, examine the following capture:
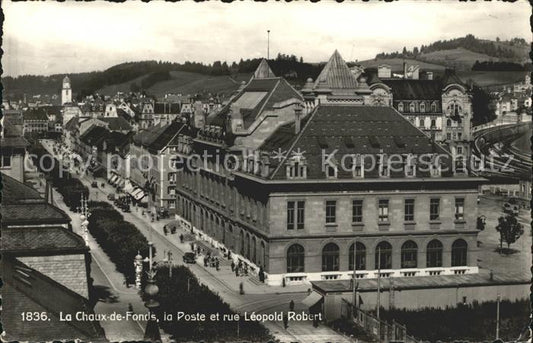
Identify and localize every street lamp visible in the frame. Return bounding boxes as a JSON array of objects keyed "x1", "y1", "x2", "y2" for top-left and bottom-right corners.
[
  {"x1": 134, "y1": 251, "x2": 143, "y2": 289},
  {"x1": 143, "y1": 241, "x2": 161, "y2": 341}
]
